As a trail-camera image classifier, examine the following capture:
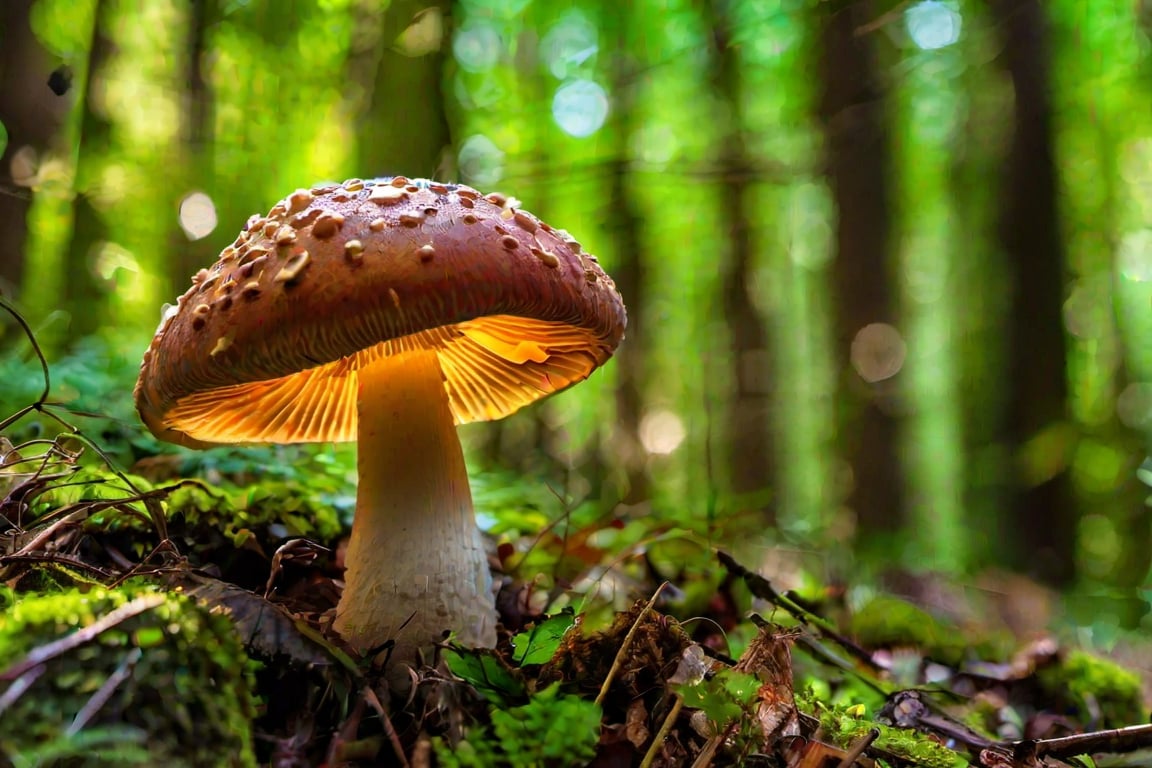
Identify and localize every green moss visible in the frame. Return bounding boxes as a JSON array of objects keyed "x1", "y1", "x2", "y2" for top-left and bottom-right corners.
[
  {"x1": 0, "y1": 585, "x2": 257, "y2": 767},
  {"x1": 850, "y1": 595, "x2": 983, "y2": 666},
  {"x1": 75, "y1": 476, "x2": 342, "y2": 544},
  {"x1": 797, "y1": 690, "x2": 965, "y2": 768},
  {"x1": 1037, "y1": 649, "x2": 1145, "y2": 727}
]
